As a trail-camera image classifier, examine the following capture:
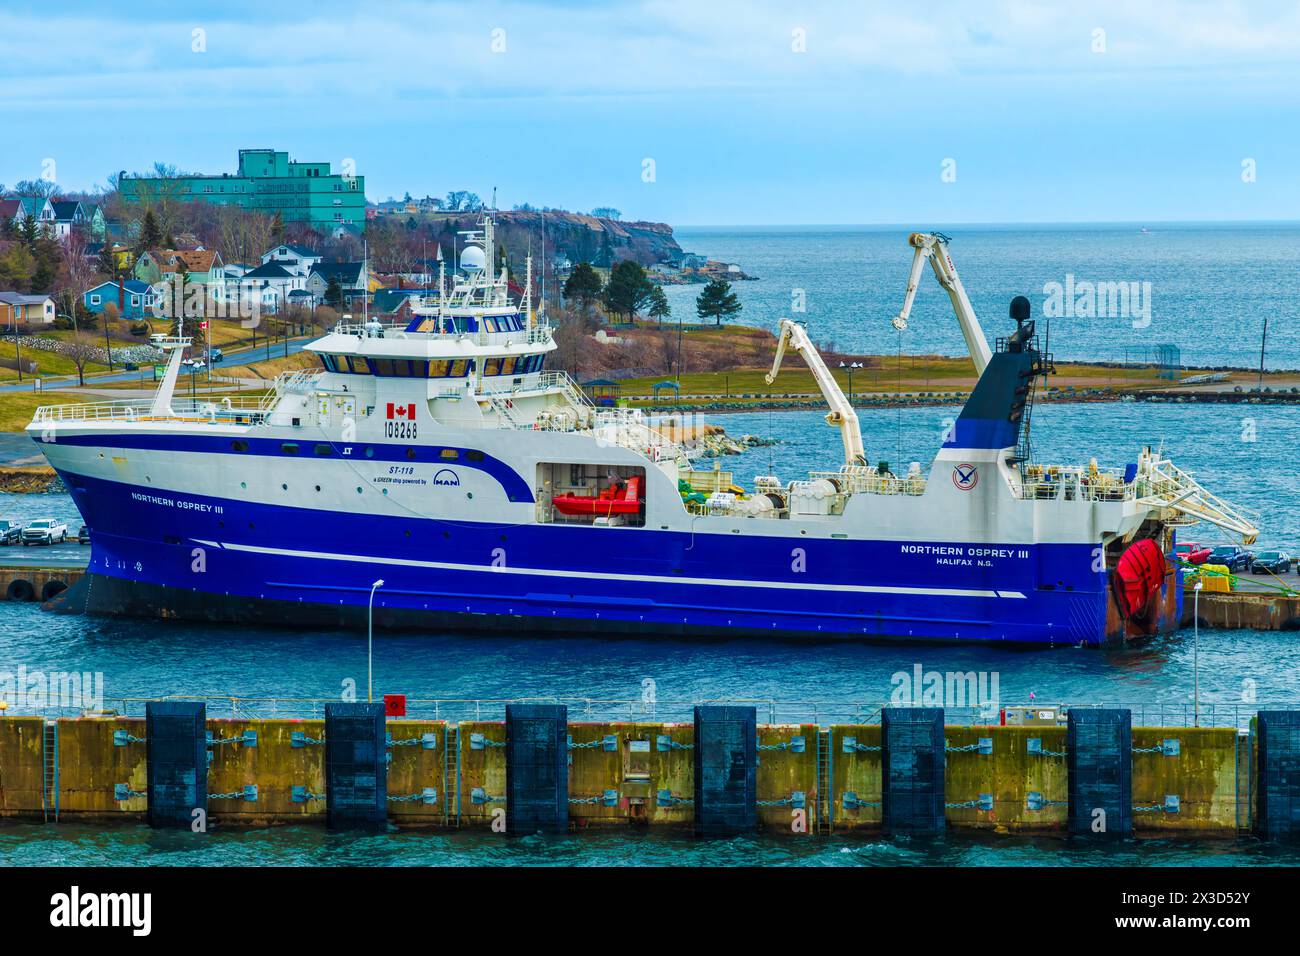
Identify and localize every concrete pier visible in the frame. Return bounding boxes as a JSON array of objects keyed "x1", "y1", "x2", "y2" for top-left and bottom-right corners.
[{"x1": 0, "y1": 709, "x2": 1274, "y2": 838}]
